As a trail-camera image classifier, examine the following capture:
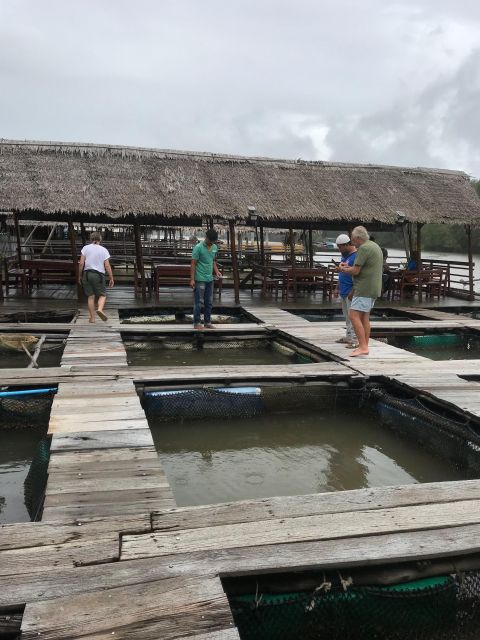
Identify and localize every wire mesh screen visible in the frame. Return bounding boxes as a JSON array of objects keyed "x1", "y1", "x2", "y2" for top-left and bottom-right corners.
[
  {"x1": 229, "y1": 573, "x2": 480, "y2": 640},
  {"x1": 24, "y1": 436, "x2": 51, "y2": 520},
  {"x1": 0, "y1": 388, "x2": 56, "y2": 430}
]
